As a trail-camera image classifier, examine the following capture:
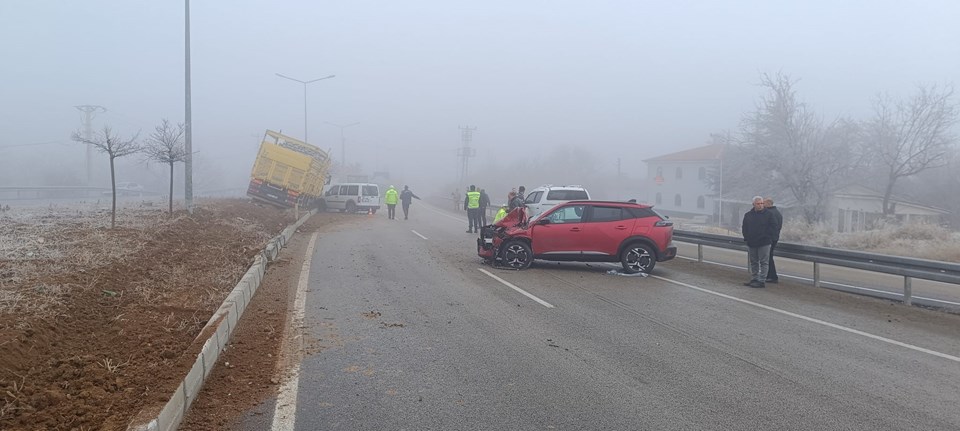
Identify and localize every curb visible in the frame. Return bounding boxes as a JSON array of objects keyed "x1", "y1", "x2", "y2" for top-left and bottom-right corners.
[{"x1": 128, "y1": 209, "x2": 316, "y2": 431}]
